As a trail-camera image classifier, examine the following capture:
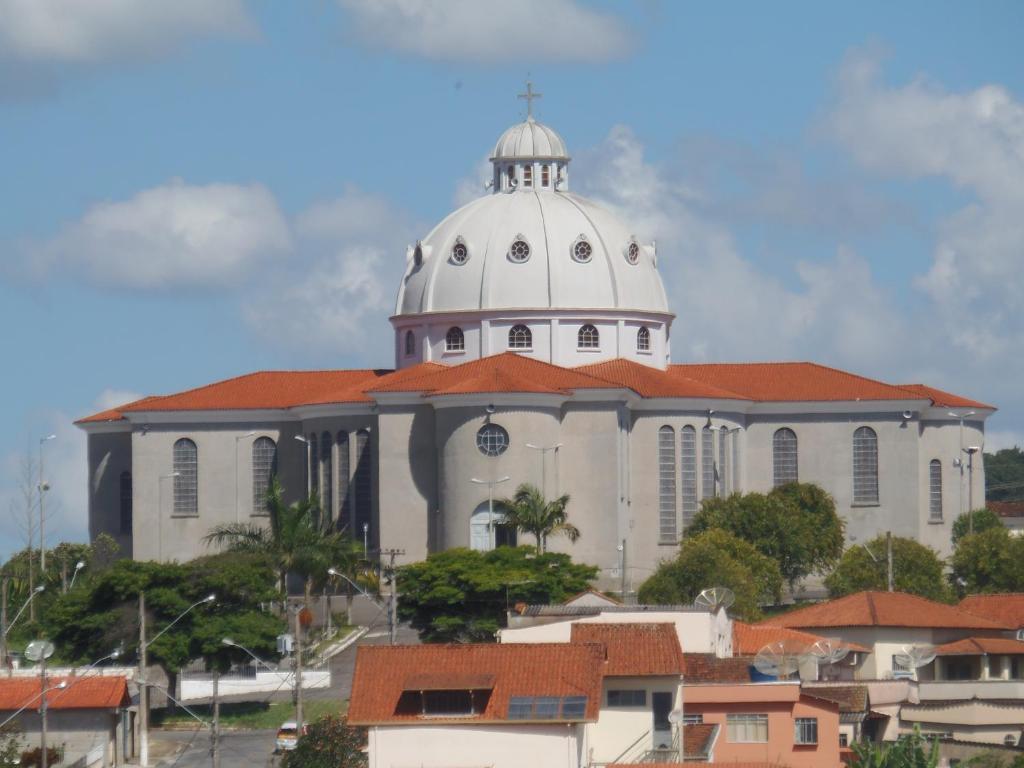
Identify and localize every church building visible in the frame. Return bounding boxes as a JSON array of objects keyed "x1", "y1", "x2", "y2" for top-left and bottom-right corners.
[{"x1": 78, "y1": 99, "x2": 993, "y2": 590}]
